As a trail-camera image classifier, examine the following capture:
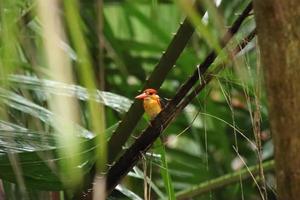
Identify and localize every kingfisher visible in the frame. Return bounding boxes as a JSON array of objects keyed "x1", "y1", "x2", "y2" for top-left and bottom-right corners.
[{"x1": 135, "y1": 88, "x2": 167, "y2": 119}]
